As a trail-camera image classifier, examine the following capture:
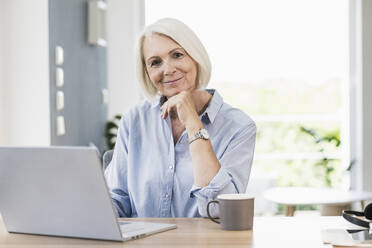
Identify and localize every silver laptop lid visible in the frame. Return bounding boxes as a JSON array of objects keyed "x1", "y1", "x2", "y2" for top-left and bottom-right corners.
[{"x1": 0, "y1": 146, "x2": 123, "y2": 241}]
